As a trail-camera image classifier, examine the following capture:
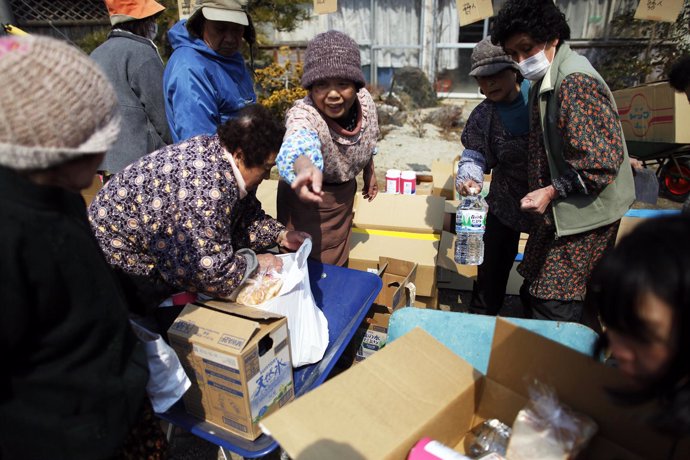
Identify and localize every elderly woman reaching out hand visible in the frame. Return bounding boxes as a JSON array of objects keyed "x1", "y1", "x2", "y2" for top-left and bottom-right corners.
[{"x1": 89, "y1": 104, "x2": 309, "y2": 314}]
